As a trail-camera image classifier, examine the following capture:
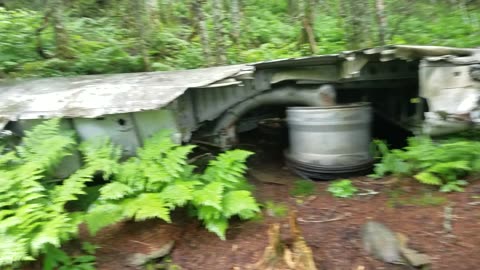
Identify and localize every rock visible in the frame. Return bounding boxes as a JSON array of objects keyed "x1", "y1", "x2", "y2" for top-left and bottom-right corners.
[
  {"x1": 127, "y1": 240, "x2": 175, "y2": 267},
  {"x1": 361, "y1": 221, "x2": 402, "y2": 263},
  {"x1": 397, "y1": 232, "x2": 431, "y2": 267},
  {"x1": 401, "y1": 247, "x2": 432, "y2": 267}
]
